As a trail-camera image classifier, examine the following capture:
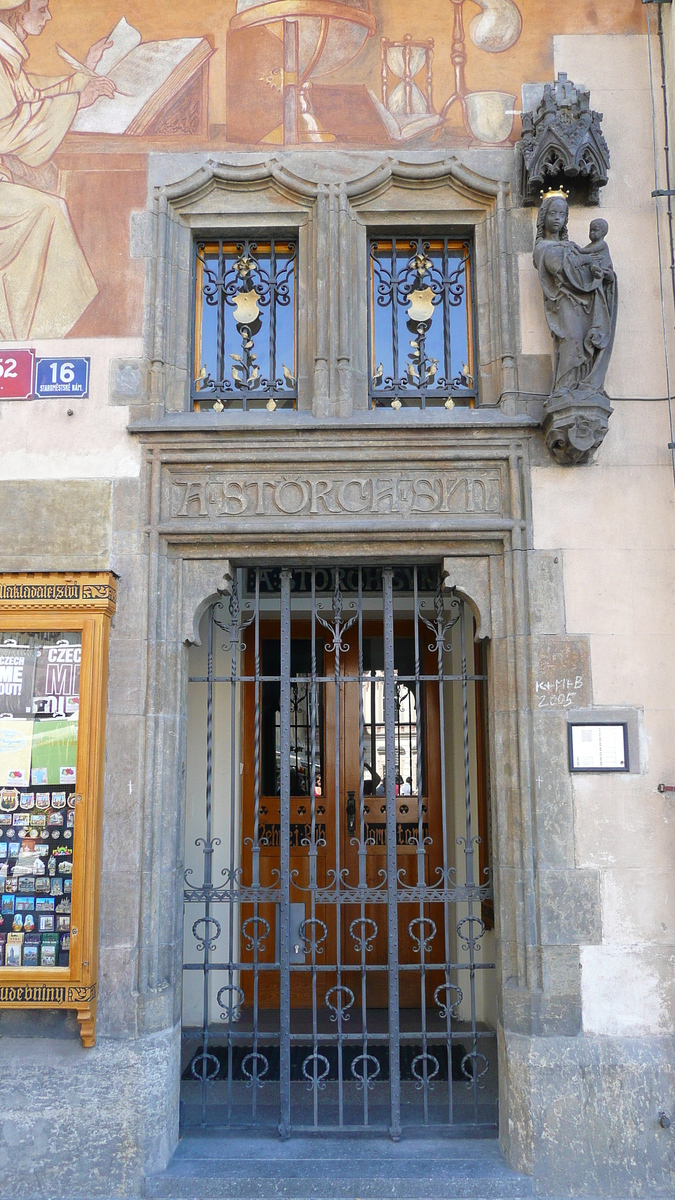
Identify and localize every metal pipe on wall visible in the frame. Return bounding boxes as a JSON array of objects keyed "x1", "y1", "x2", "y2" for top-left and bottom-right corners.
[{"x1": 645, "y1": 0, "x2": 675, "y2": 491}]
